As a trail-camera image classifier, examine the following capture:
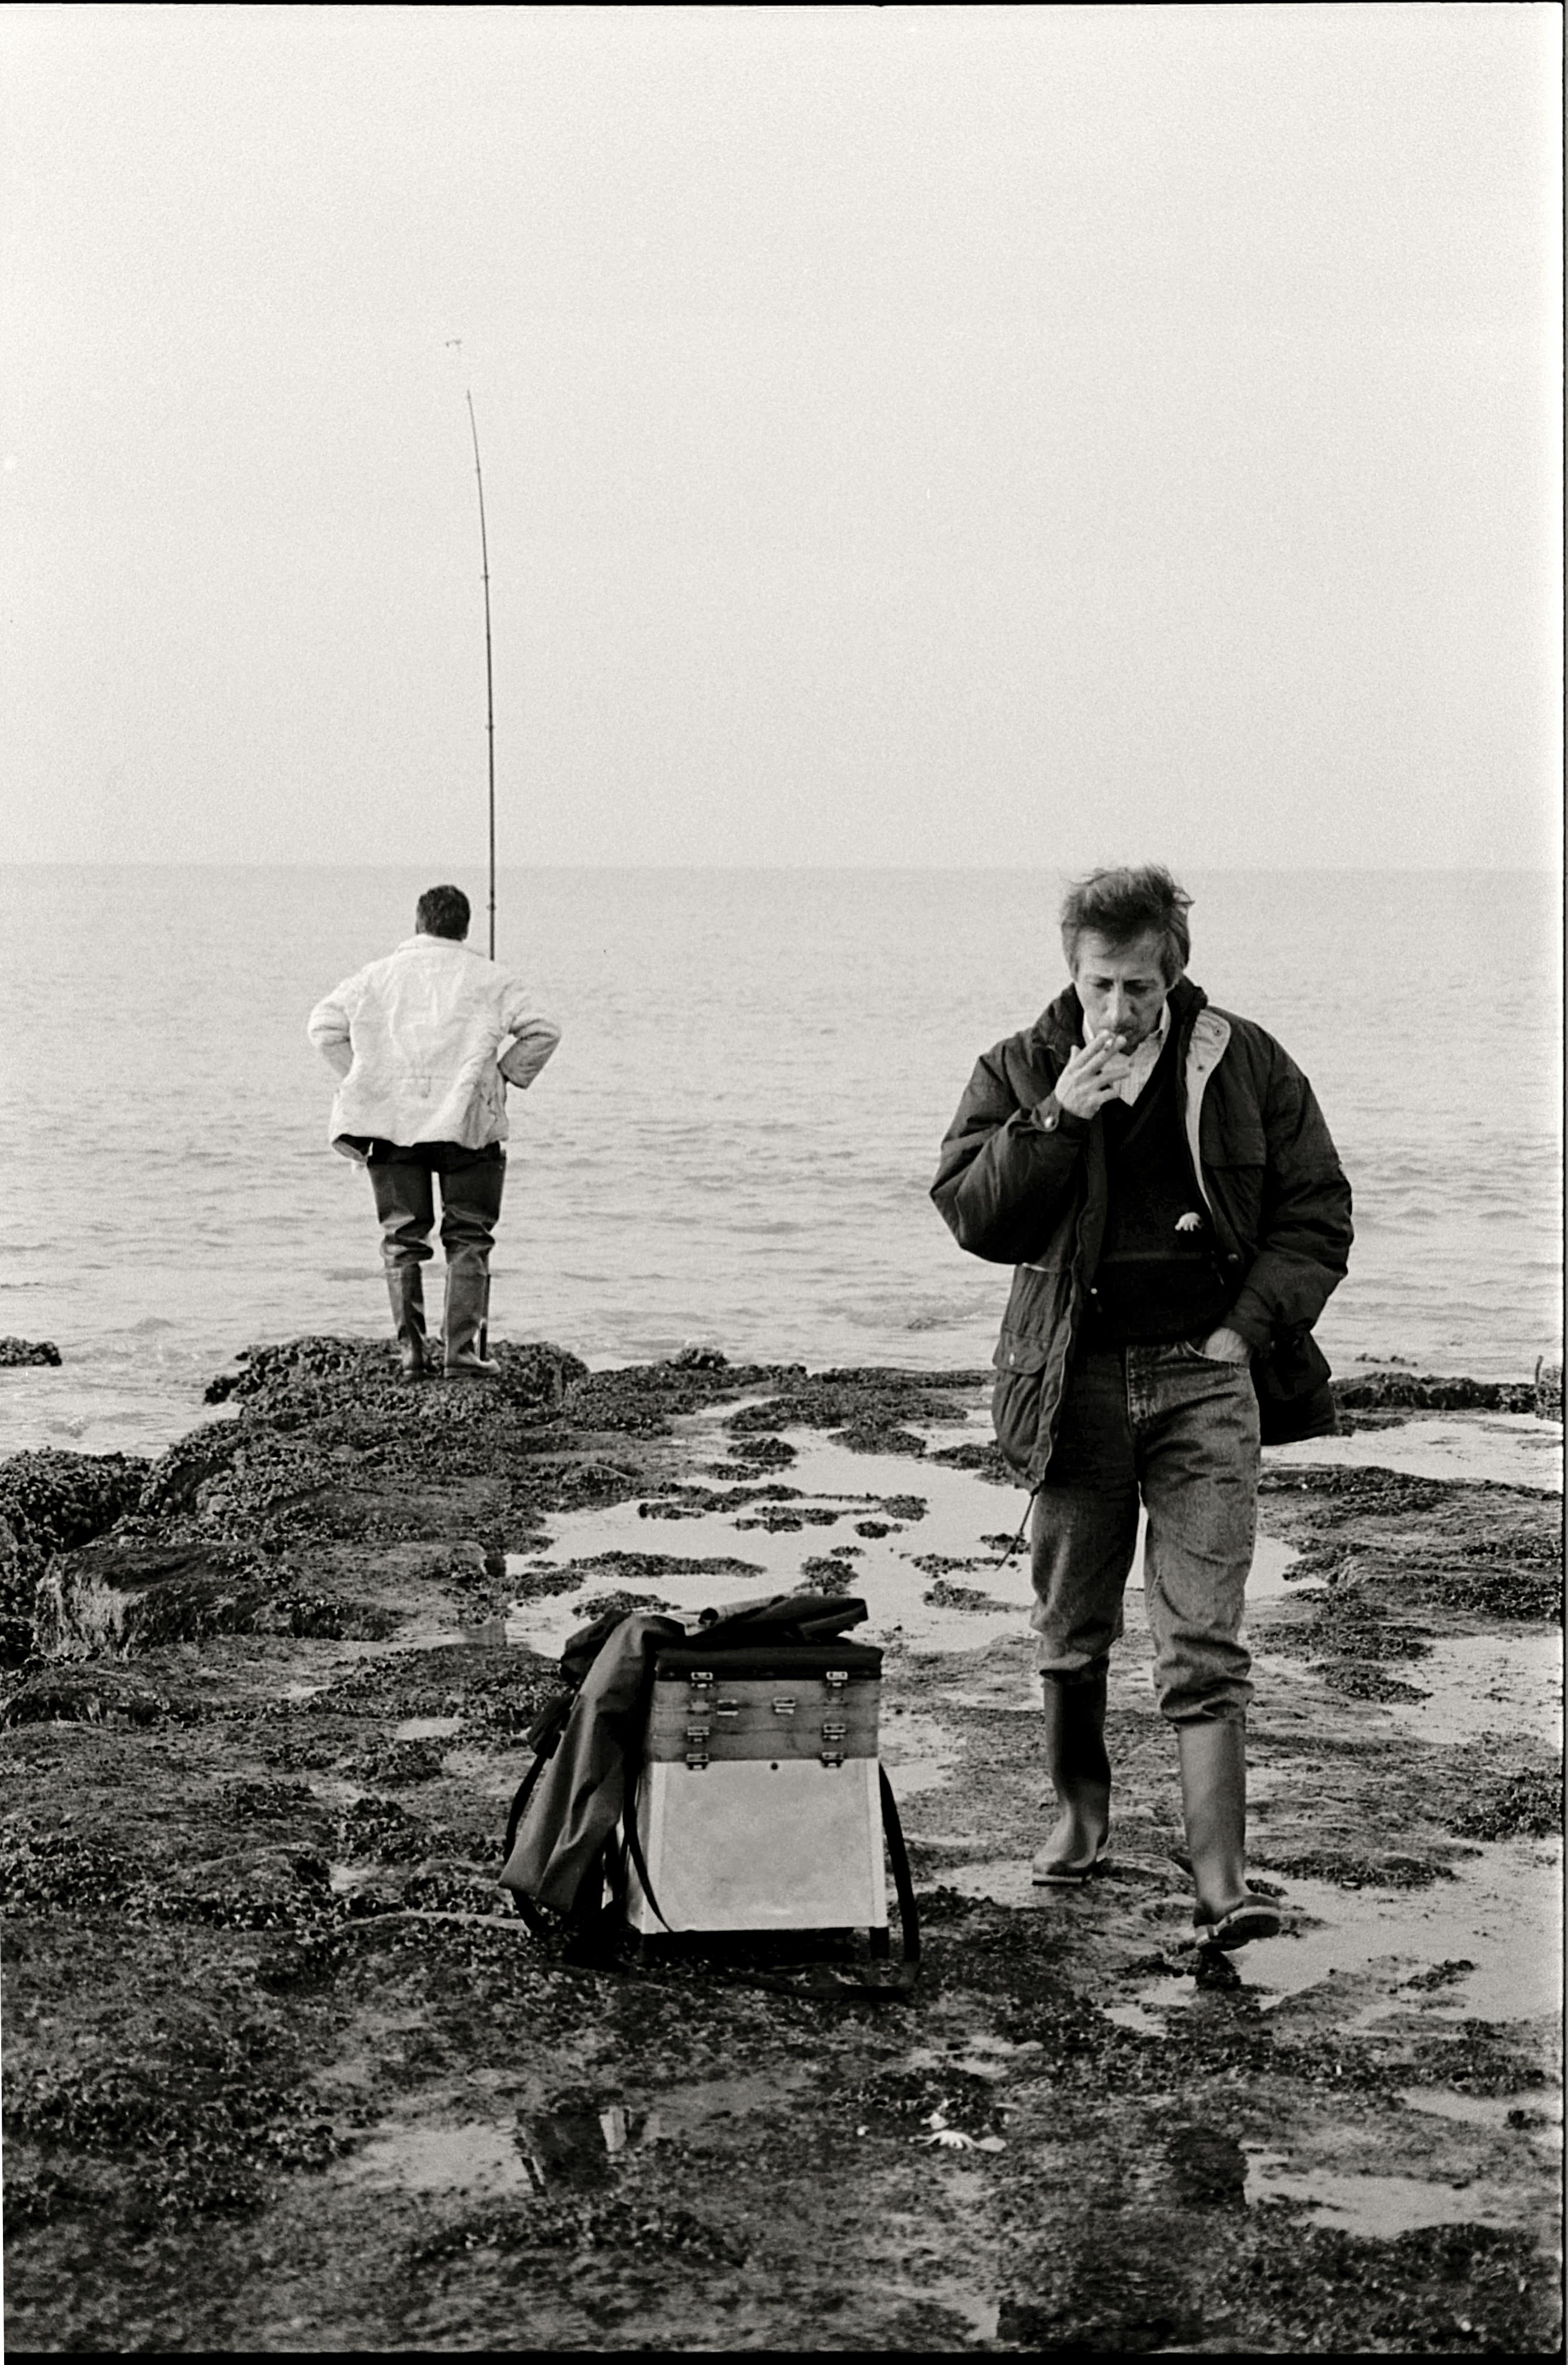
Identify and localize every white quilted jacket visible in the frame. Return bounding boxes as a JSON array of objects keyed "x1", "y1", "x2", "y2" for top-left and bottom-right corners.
[{"x1": 307, "y1": 934, "x2": 561, "y2": 1154}]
